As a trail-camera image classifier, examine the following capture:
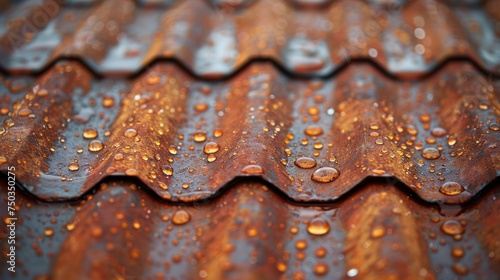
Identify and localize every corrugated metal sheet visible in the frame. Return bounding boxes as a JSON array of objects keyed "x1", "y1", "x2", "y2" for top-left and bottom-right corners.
[
  {"x1": 1, "y1": 61, "x2": 499, "y2": 203},
  {"x1": 0, "y1": 0, "x2": 500, "y2": 279},
  {"x1": 0, "y1": 0, "x2": 499, "y2": 77},
  {"x1": 1, "y1": 179, "x2": 500, "y2": 279}
]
